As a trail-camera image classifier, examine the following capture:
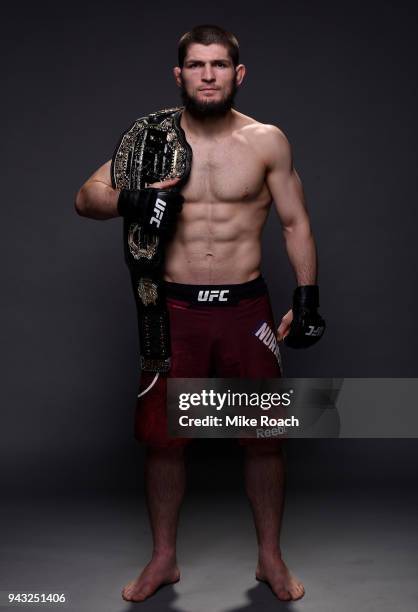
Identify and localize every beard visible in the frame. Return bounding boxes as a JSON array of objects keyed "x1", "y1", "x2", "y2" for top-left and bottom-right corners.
[{"x1": 180, "y1": 78, "x2": 237, "y2": 119}]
